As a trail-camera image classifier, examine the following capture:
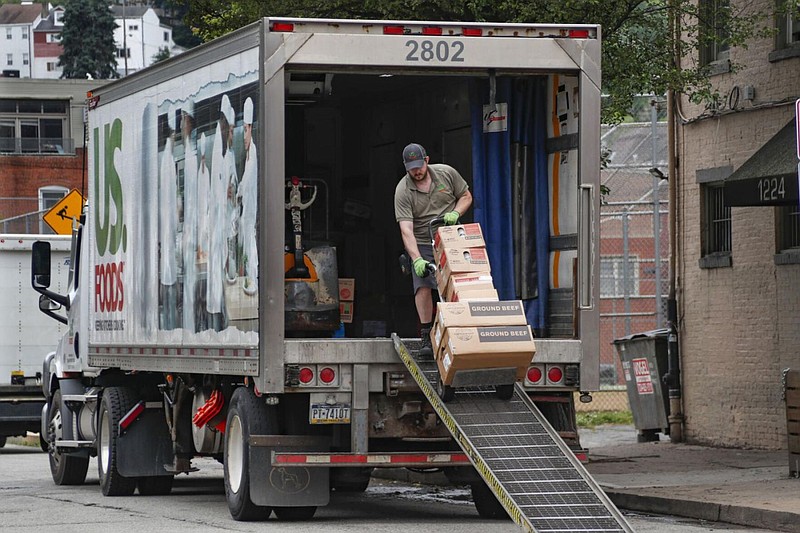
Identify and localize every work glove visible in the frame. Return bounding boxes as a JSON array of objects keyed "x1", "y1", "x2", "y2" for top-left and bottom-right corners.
[
  {"x1": 413, "y1": 257, "x2": 431, "y2": 278},
  {"x1": 443, "y1": 210, "x2": 460, "y2": 225}
]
